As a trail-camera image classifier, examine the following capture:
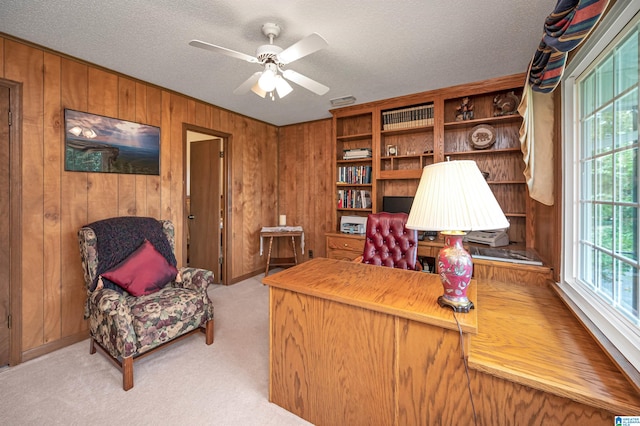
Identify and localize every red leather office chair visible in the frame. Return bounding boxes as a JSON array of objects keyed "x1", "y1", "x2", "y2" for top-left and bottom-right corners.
[{"x1": 359, "y1": 212, "x2": 419, "y2": 270}]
